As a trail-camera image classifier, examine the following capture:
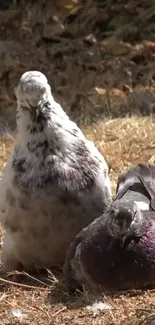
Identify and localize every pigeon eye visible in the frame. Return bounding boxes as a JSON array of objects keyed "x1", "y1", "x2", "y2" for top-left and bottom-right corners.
[
  {"x1": 133, "y1": 209, "x2": 137, "y2": 216},
  {"x1": 117, "y1": 220, "x2": 123, "y2": 228},
  {"x1": 115, "y1": 217, "x2": 123, "y2": 227}
]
